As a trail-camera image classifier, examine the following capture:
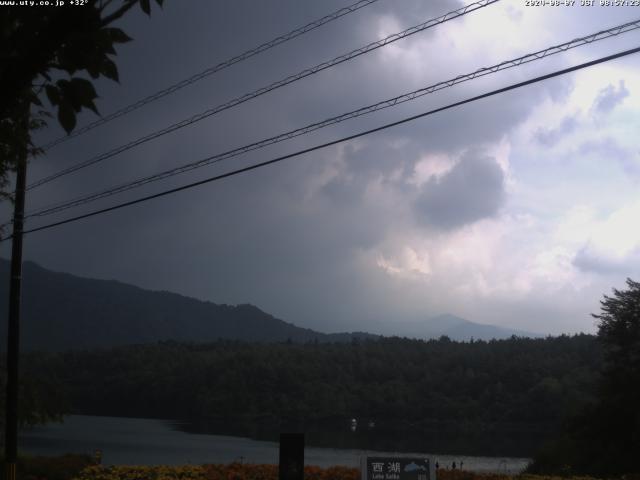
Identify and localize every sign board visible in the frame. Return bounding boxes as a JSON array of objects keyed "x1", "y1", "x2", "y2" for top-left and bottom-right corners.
[{"x1": 361, "y1": 457, "x2": 435, "y2": 480}]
